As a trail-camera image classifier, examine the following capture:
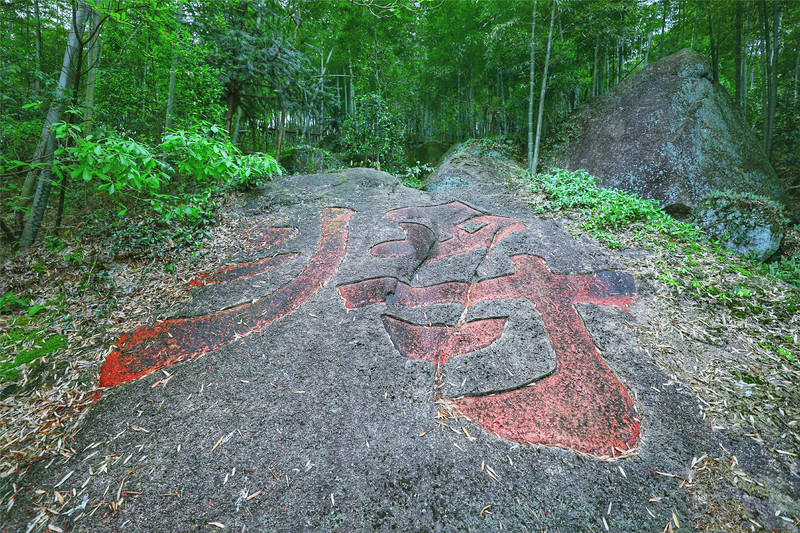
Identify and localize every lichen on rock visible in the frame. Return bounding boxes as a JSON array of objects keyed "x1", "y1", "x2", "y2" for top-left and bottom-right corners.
[
  {"x1": 546, "y1": 48, "x2": 786, "y2": 214},
  {"x1": 692, "y1": 190, "x2": 789, "y2": 262}
]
